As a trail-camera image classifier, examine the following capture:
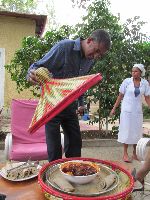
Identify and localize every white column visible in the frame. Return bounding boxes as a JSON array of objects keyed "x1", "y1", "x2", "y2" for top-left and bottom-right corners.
[{"x1": 0, "y1": 48, "x2": 5, "y2": 110}]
